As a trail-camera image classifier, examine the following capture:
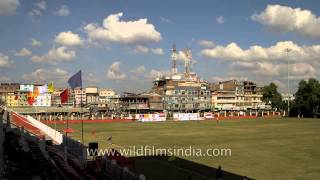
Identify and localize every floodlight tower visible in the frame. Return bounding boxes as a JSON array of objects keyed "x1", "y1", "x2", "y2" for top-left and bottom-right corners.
[
  {"x1": 171, "y1": 44, "x2": 178, "y2": 75},
  {"x1": 284, "y1": 48, "x2": 292, "y2": 116}
]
